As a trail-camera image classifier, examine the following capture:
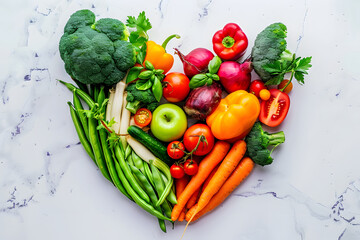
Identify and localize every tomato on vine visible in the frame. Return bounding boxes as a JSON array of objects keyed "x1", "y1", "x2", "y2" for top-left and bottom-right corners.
[
  {"x1": 170, "y1": 164, "x2": 185, "y2": 179},
  {"x1": 183, "y1": 124, "x2": 214, "y2": 156},
  {"x1": 184, "y1": 160, "x2": 199, "y2": 175},
  {"x1": 167, "y1": 141, "x2": 185, "y2": 159}
]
